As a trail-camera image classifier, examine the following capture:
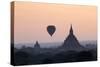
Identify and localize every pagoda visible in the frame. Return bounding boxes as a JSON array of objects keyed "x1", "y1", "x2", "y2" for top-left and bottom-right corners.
[
  {"x1": 34, "y1": 41, "x2": 40, "y2": 49},
  {"x1": 62, "y1": 25, "x2": 83, "y2": 50}
]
